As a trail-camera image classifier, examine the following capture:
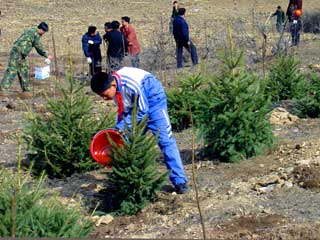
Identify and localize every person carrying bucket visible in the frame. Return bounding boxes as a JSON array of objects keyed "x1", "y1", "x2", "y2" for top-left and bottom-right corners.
[{"x1": 90, "y1": 67, "x2": 189, "y2": 194}]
